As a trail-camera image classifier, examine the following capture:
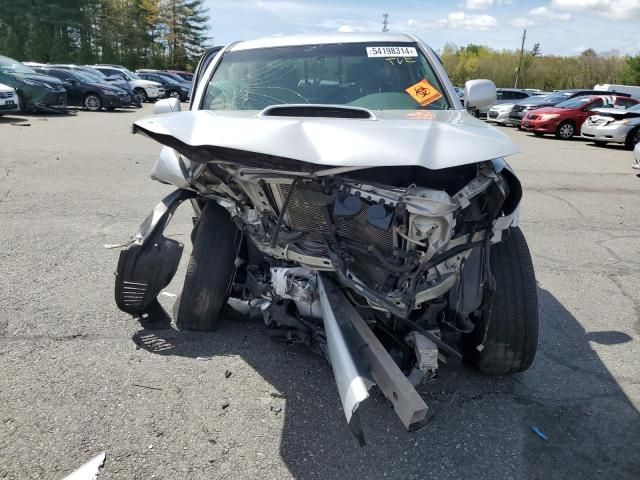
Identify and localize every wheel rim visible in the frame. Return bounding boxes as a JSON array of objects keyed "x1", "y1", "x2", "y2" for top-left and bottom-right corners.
[
  {"x1": 559, "y1": 123, "x2": 573, "y2": 138},
  {"x1": 169, "y1": 90, "x2": 180, "y2": 98},
  {"x1": 85, "y1": 95, "x2": 100, "y2": 110}
]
